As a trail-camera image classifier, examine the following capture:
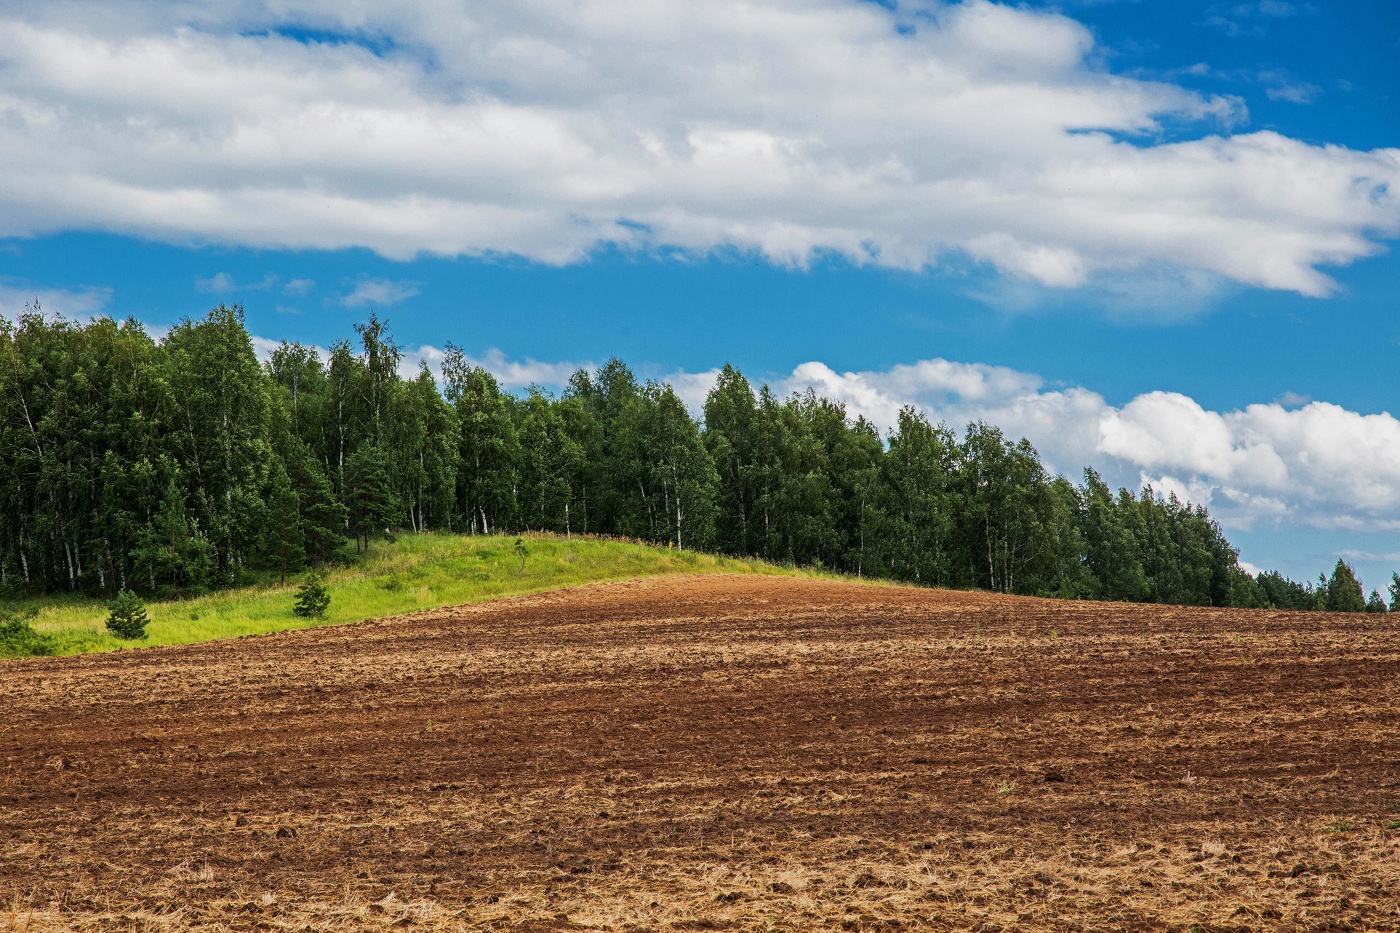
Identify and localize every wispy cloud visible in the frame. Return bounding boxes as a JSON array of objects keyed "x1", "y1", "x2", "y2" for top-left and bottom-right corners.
[
  {"x1": 1205, "y1": 1, "x2": 1315, "y2": 36},
  {"x1": 339, "y1": 277, "x2": 419, "y2": 309},
  {"x1": 195, "y1": 272, "x2": 236, "y2": 294},
  {"x1": 0, "y1": 280, "x2": 112, "y2": 319},
  {"x1": 195, "y1": 271, "x2": 282, "y2": 293},
  {"x1": 1258, "y1": 69, "x2": 1321, "y2": 104}
]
